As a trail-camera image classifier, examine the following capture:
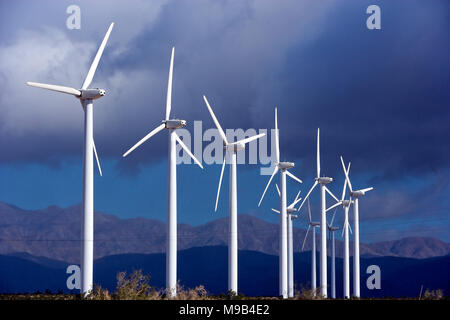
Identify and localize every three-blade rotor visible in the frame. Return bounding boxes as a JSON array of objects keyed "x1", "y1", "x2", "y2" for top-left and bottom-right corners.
[
  {"x1": 340, "y1": 156, "x2": 374, "y2": 197},
  {"x1": 258, "y1": 108, "x2": 302, "y2": 207},
  {"x1": 203, "y1": 95, "x2": 266, "y2": 211},
  {"x1": 271, "y1": 185, "x2": 302, "y2": 213},
  {"x1": 26, "y1": 23, "x2": 115, "y2": 177},
  {"x1": 122, "y1": 47, "x2": 203, "y2": 171}
]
